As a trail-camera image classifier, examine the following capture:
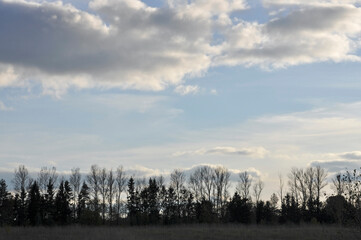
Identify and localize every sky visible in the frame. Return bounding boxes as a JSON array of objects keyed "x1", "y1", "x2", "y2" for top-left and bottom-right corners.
[{"x1": 1, "y1": 0, "x2": 361, "y2": 198}]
